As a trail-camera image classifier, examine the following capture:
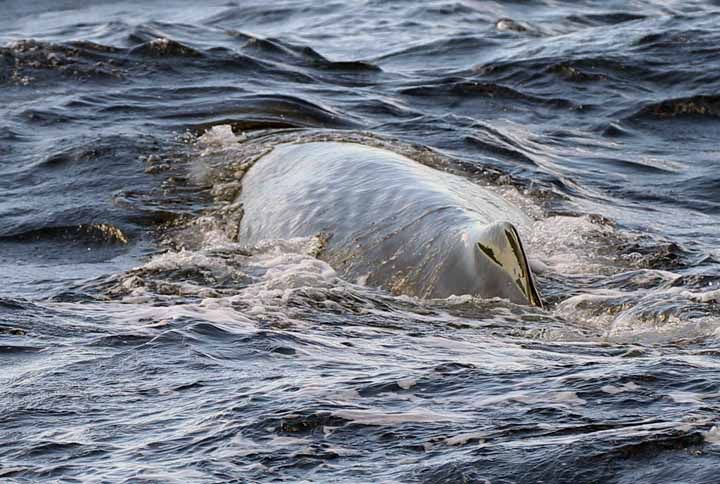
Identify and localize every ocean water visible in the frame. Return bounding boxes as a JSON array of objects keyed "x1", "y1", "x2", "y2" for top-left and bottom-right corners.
[{"x1": 2, "y1": 0, "x2": 720, "y2": 482}]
